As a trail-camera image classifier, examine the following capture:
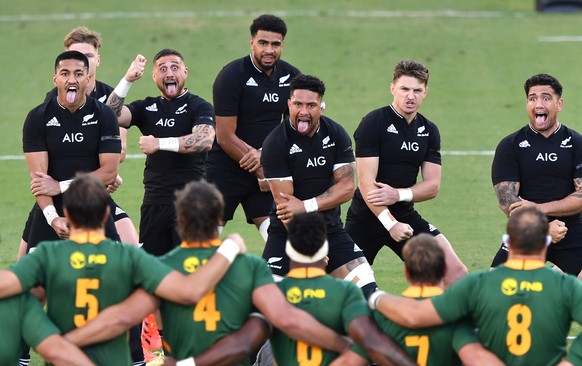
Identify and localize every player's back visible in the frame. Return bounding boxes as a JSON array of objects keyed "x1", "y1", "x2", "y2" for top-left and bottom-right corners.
[
  {"x1": 270, "y1": 268, "x2": 369, "y2": 366},
  {"x1": 159, "y1": 244, "x2": 273, "y2": 363}
]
